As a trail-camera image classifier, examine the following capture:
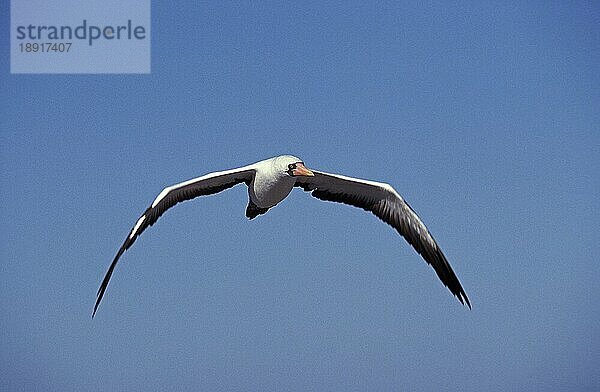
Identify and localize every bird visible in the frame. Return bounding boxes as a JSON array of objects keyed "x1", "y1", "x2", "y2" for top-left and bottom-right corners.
[{"x1": 93, "y1": 155, "x2": 470, "y2": 317}]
